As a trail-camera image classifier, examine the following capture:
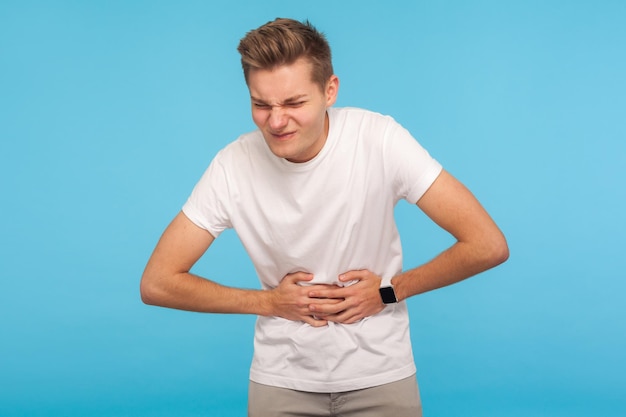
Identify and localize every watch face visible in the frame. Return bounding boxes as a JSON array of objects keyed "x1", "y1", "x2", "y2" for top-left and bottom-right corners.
[{"x1": 380, "y1": 286, "x2": 397, "y2": 304}]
